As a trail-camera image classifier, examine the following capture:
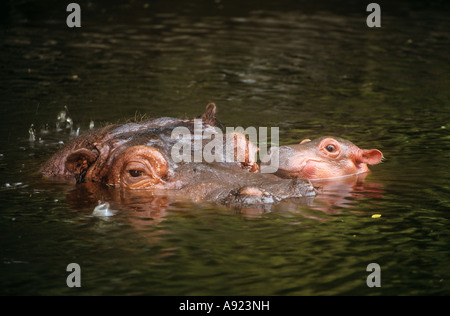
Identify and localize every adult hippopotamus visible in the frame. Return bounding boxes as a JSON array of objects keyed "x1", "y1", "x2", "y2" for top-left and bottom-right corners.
[
  {"x1": 262, "y1": 136, "x2": 383, "y2": 180},
  {"x1": 41, "y1": 103, "x2": 316, "y2": 207}
]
